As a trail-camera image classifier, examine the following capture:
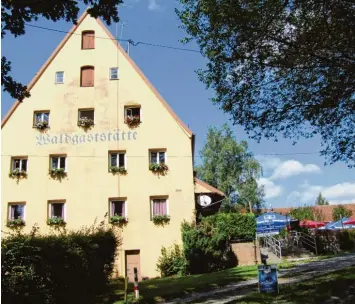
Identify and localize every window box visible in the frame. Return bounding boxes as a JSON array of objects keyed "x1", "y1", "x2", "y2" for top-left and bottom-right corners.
[
  {"x1": 109, "y1": 152, "x2": 126, "y2": 174},
  {"x1": 7, "y1": 204, "x2": 25, "y2": 227},
  {"x1": 49, "y1": 156, "x2": 67, "y2": 179},
  {"x1": 9, "y1": 158, "x2": 27, "y2": 179},
  {"x1": 124, "y1": 107, "x2": 141, "y2": 127},
  {"x1": 78, "y1": 117, "x2": 94, "y2": 128},
  {"x1": 149, "y1": 163, "x2": 169, "y2": 173},
  {"x1": 9, "y1": 168, "x2": 27, "y2": 179},
  {"x1": 109, "y1": 215, "x2": 128, "y2": 225},
  {"x1": 109, "y1": 166, "x2": 127, "y2": 174},
  {"x1": 47, "y1": 216, "x2": 66, "y2": 226},
  {"x1": 34, "y1": 112, "x2": 50, "y2": 129},
  {"x1": 7, "y1": 218, "x2": 25, "y2": 227},
  {"x1": 152, "y1": 214, "x2": 170, "y2": 225}
]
